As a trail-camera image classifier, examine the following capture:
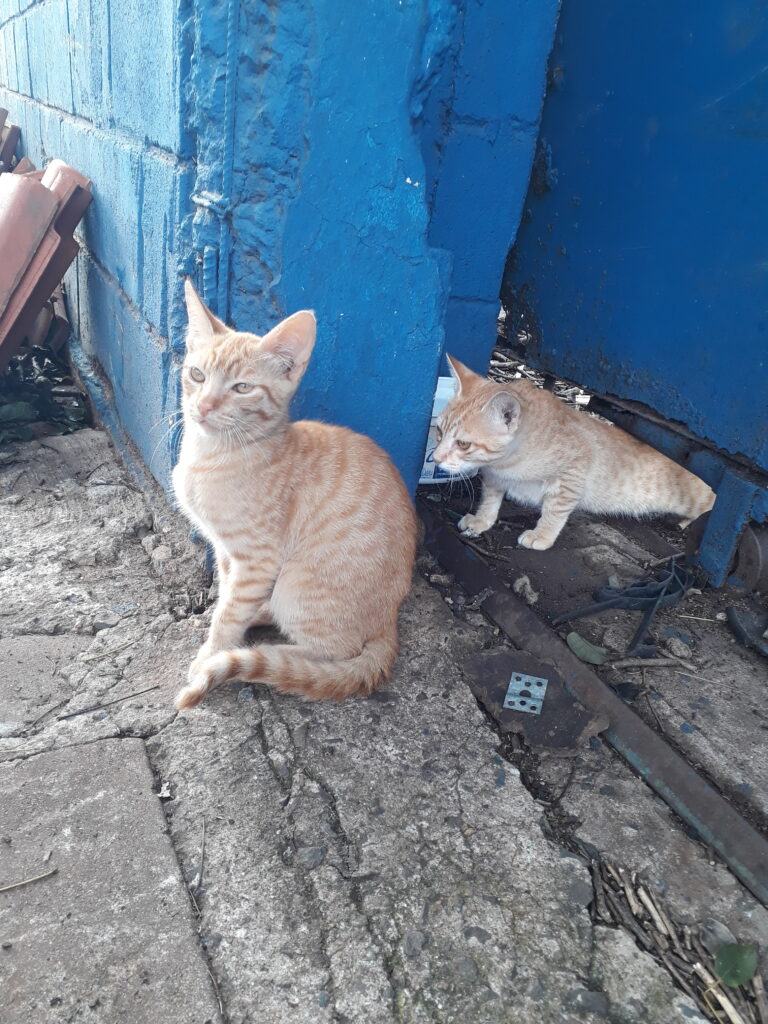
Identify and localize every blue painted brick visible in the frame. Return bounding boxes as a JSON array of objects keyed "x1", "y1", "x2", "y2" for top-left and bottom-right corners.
[{"x1": 107, "y1": 0, "x2": 180, "y2": 152}]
